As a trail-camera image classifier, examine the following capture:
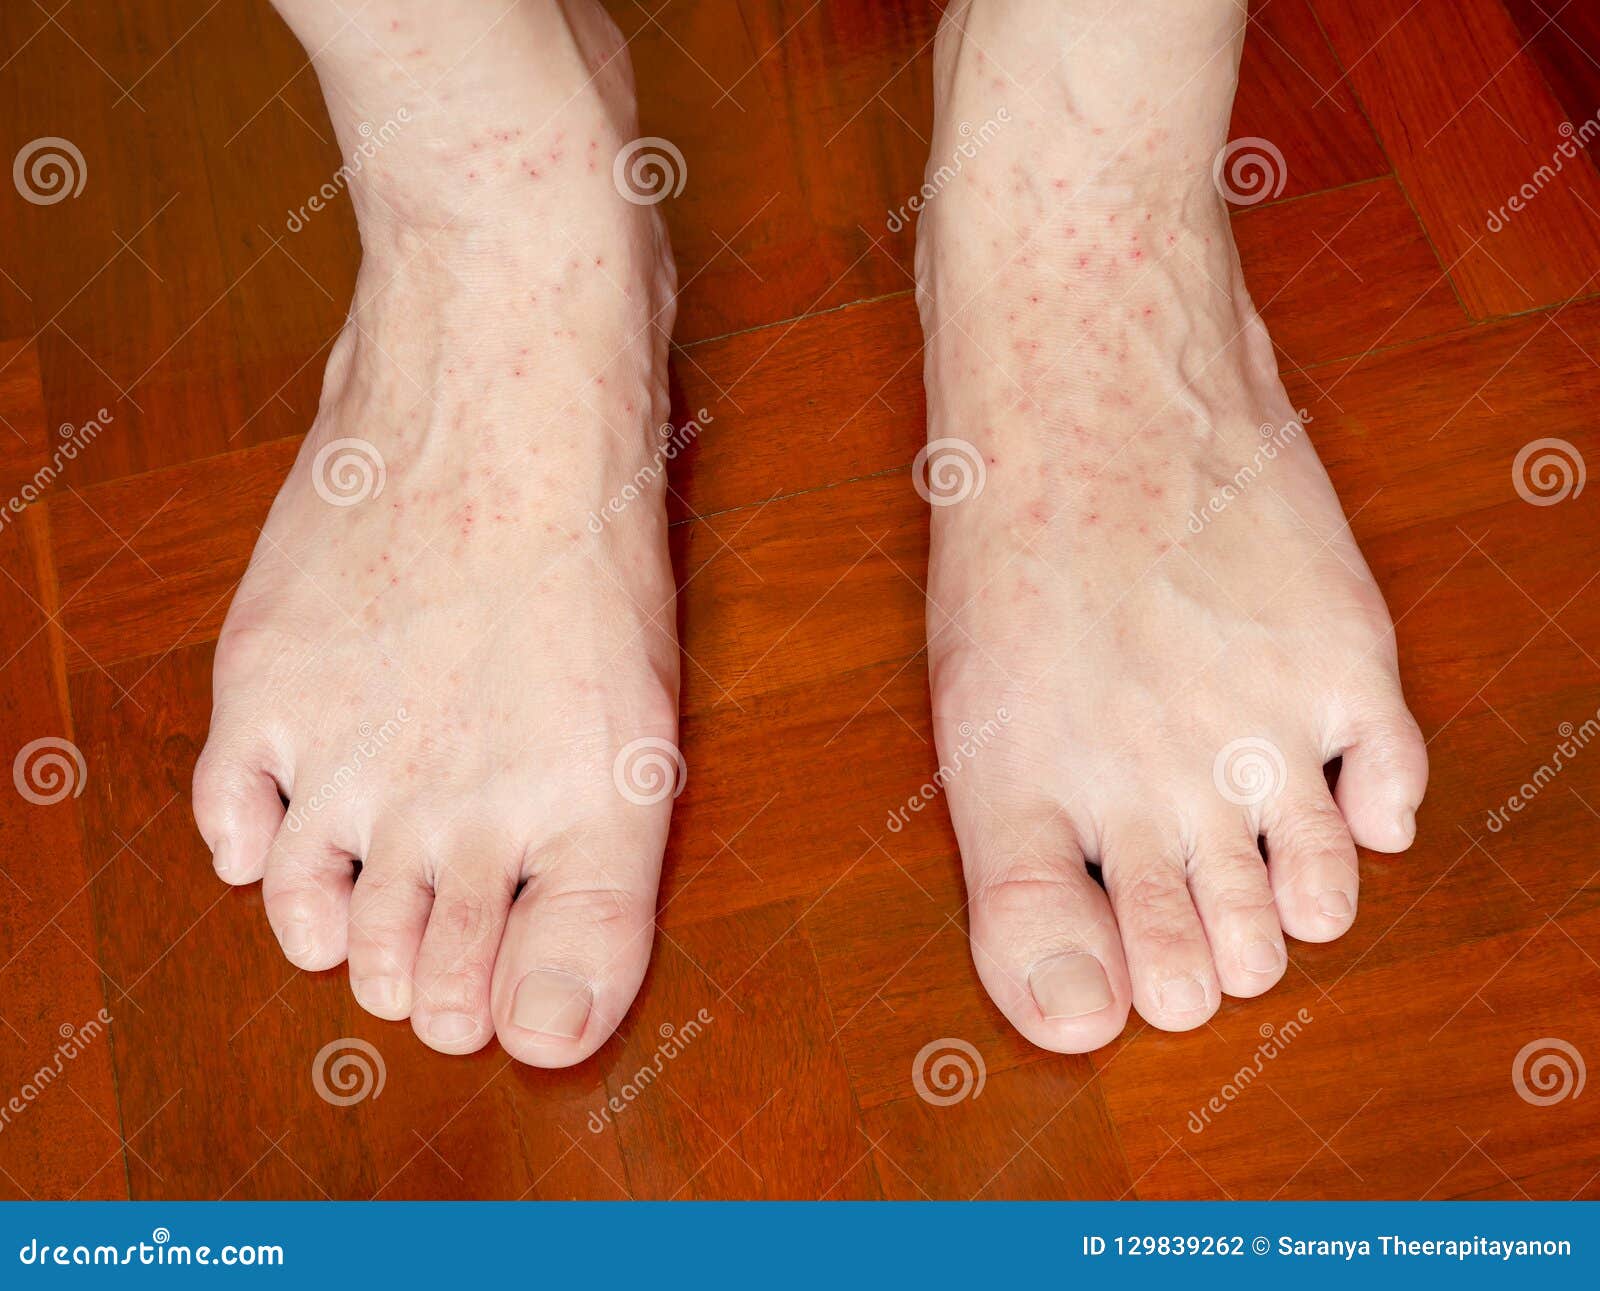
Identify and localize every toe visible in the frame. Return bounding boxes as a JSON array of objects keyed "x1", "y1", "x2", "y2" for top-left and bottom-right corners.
[
  {"x1": 410, "y1": 857, "x2": 515, "y2": 1055},
  {"x1": 260, "y1": 818, "x2": 355, "y2": 970},
  {"x1": 1264, "y1": 790, "x2": 1359, "y2": 942},
  {"x1": 192, "y1": 724, "x2": 285, "y2": 886},
  {"x1": 491, "y1": 854, "x2": 659, "y2": 1069},
  {"x1": 962, "y1": 819, "x2": 1131, "y2": 1053},
  {"x1": 1186, "y1": 824, "x2": 1286, "y2": 998},
  {"x1": 1101, "y1": 818, "x2": 1221, "y2": 1031},
  {"x1": 1334, "y1": 701, "x2": 1428, "y2": 853},
  {"x1": 346, "y1": 838, "x2": 433, "y2": 1021}
]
